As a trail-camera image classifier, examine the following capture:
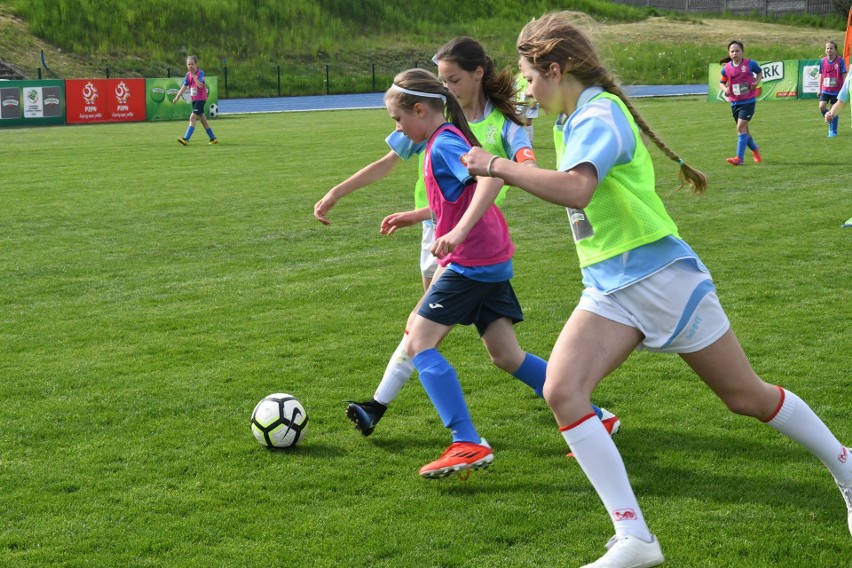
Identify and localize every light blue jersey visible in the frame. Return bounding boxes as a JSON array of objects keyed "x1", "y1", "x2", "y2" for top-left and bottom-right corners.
[{"x1": 560, "y1": 87, "x2": 707, "y2": 293}]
